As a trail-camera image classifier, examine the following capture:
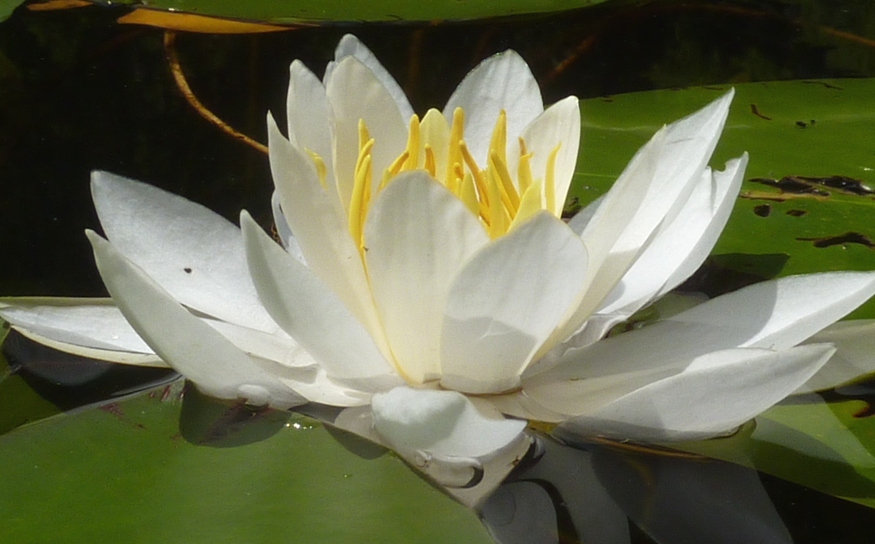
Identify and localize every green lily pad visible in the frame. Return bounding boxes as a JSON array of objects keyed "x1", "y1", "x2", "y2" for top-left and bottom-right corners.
[
  {"x1": 0, "y1": 0, "x2": 23, "y2": 22},
  {"x1": 573, "y1": 78, "x2": 875, "y2": 317},
  {"x1": 87, "y1": 0, "x2": 609, "y2": 24},
  {"x1": 676, "y1": 393, "x2": 875, "y2": 509},
  {"x1": 0, "y1": 327, "x2": 62, "y2": 434},
  {"x1": 0, "y1": 381, "x2": 492, "y2": 543}
]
